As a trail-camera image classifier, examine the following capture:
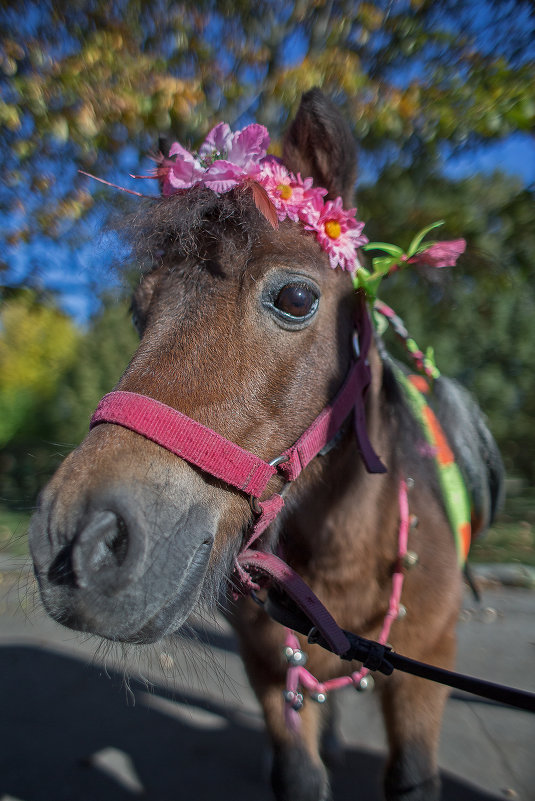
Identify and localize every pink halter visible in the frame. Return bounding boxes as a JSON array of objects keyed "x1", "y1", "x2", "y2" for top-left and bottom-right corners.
[{"x1": 90, "y1": 306, "x2": 385, "y2": 553}]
